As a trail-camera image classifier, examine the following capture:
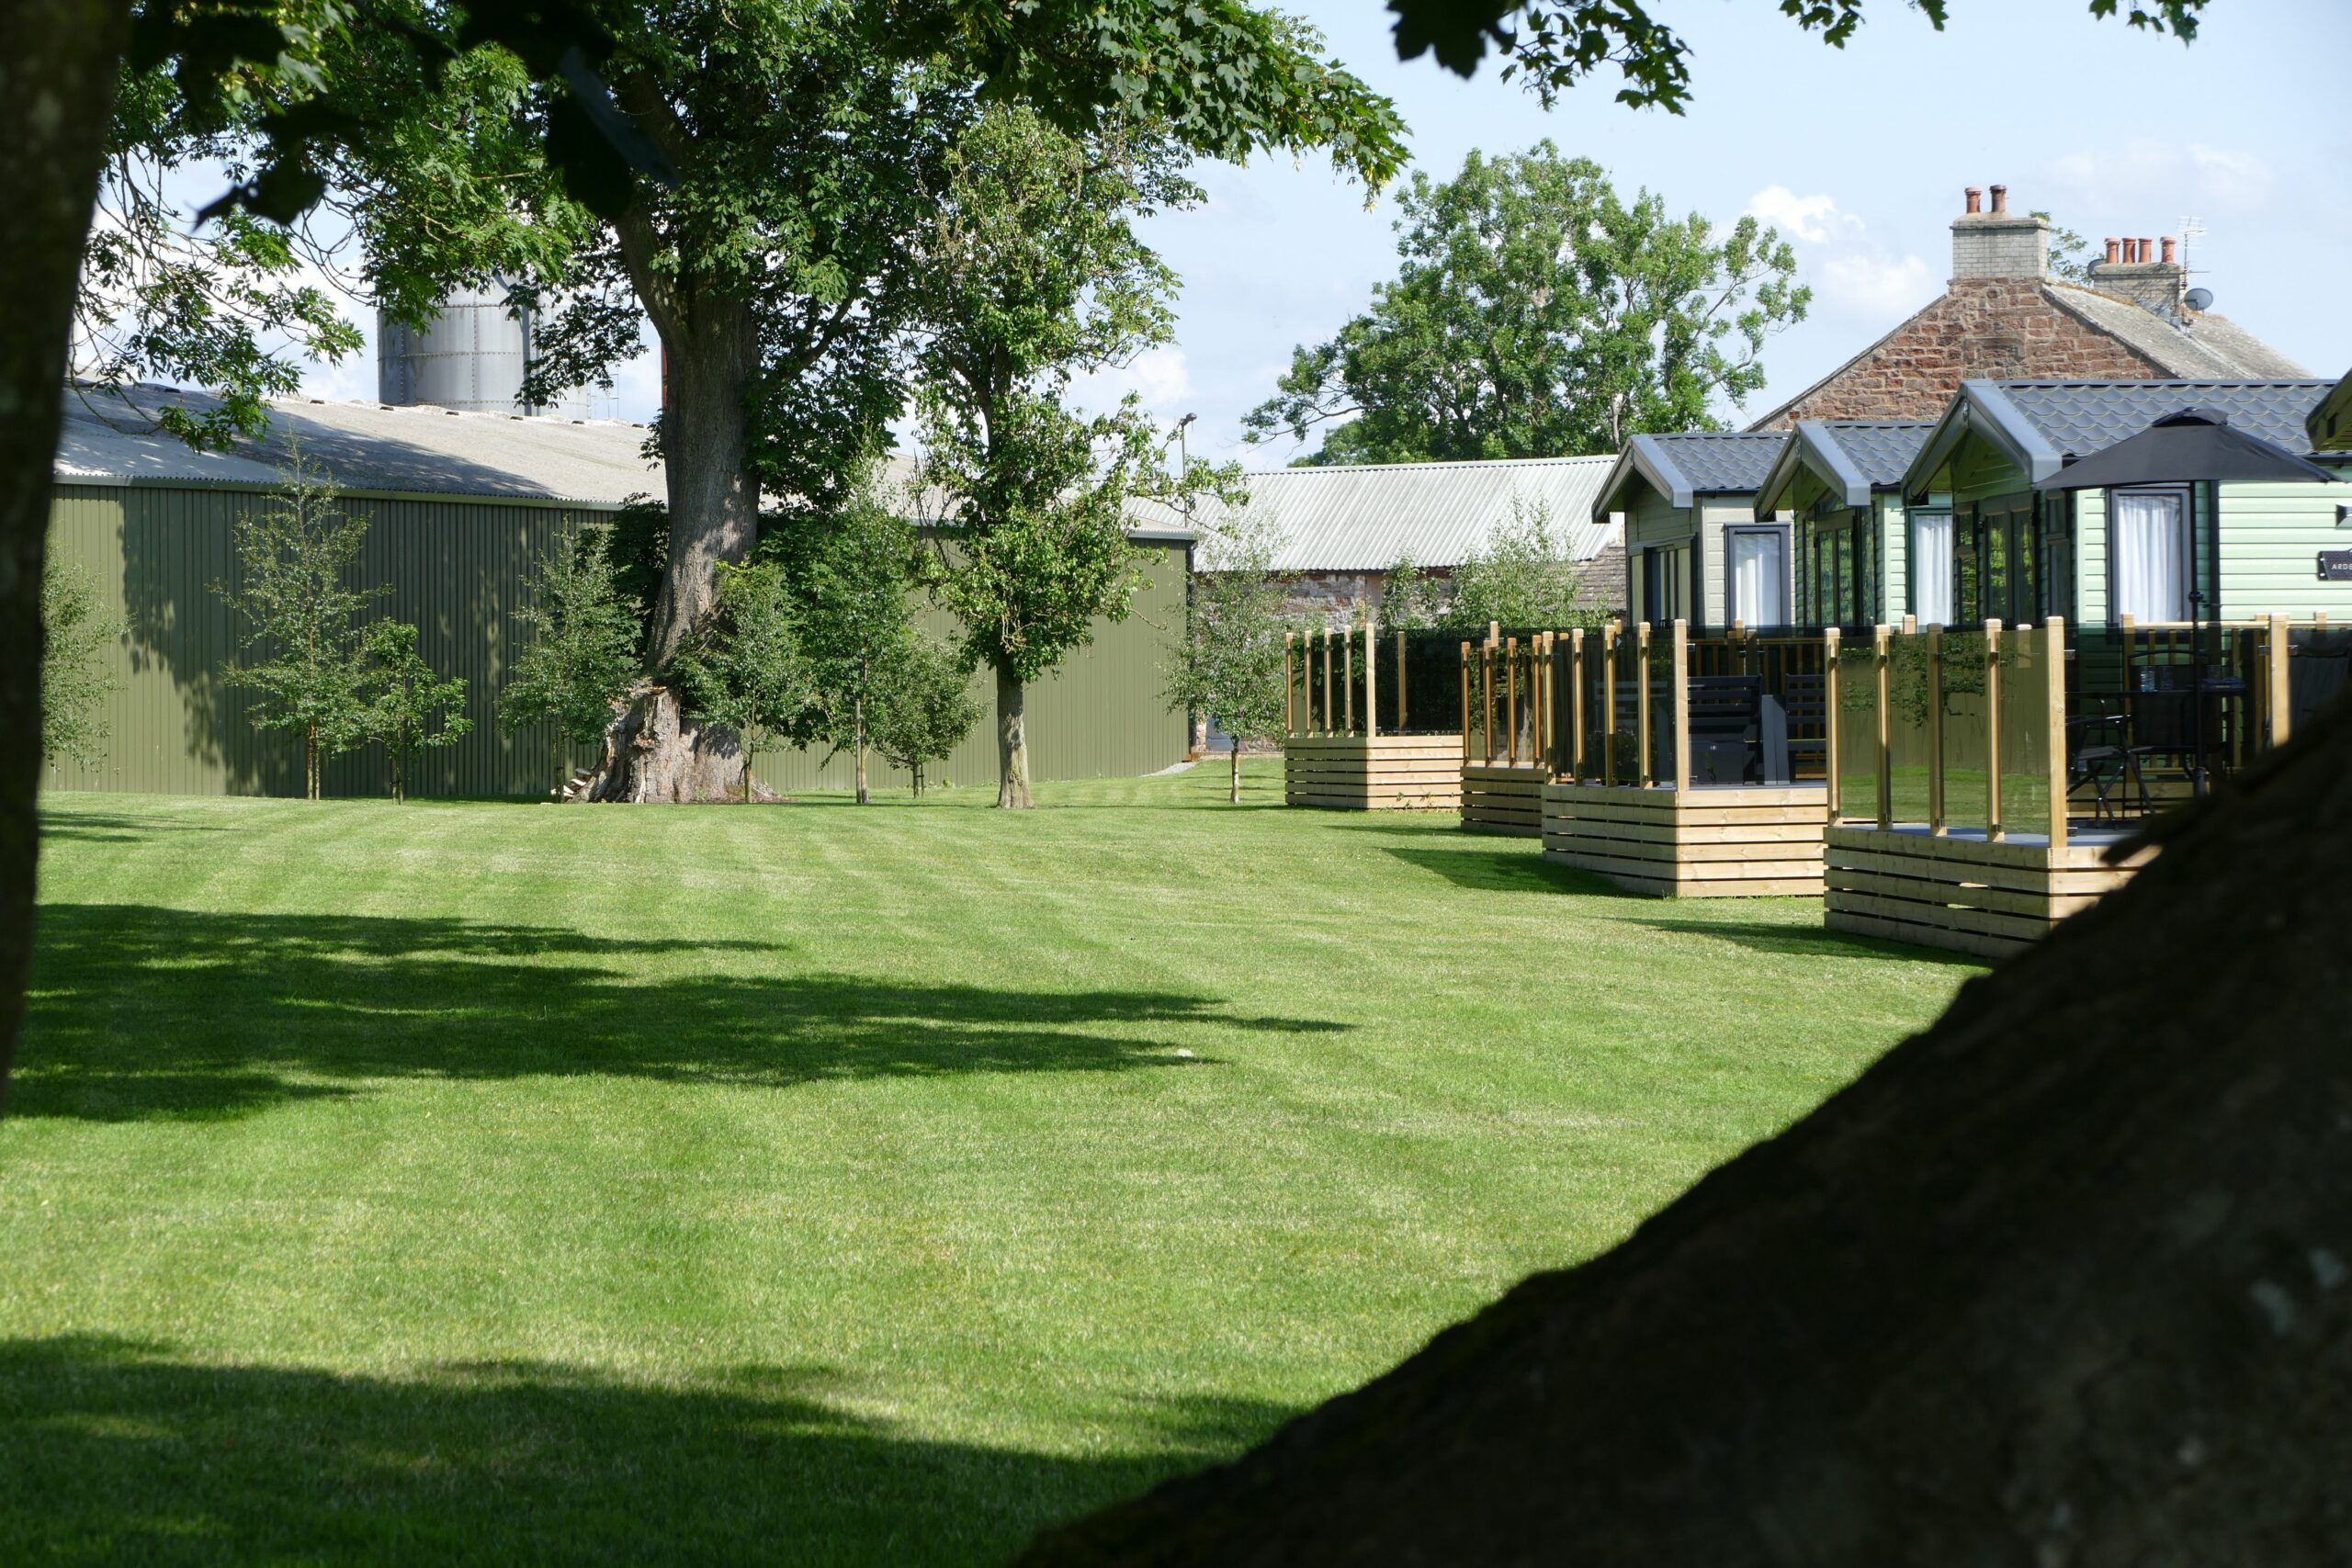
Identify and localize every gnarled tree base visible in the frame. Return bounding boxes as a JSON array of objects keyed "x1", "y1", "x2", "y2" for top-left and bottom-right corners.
[{"x1": 574, "y1": 682, "x2": 769, "y2": 804}]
